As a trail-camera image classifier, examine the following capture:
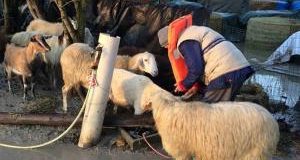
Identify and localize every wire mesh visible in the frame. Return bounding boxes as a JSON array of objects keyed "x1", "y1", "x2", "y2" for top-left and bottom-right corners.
[{"x1": 247, "y1": 67, "x2": 300, "y2": 108}]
